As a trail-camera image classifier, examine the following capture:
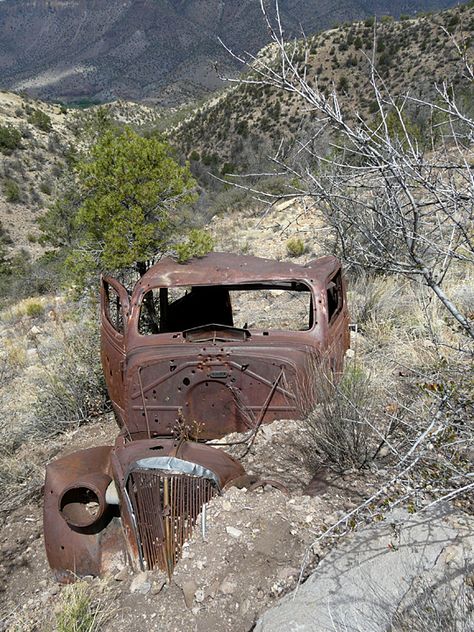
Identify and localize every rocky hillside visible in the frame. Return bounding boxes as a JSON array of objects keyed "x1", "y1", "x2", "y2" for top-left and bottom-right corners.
[
  {"x1": 0, "y1": 94, "x2": 161, "y2": 261},
  {"x1": 0, "y1": 93, "x2": 70, "y2": 257},
  {"x1": 0, "y1": 0, "x2": 459, "y2": 106},
  {"x1": 171, "y1": 3, "x2": 474, "y2": 170}
]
